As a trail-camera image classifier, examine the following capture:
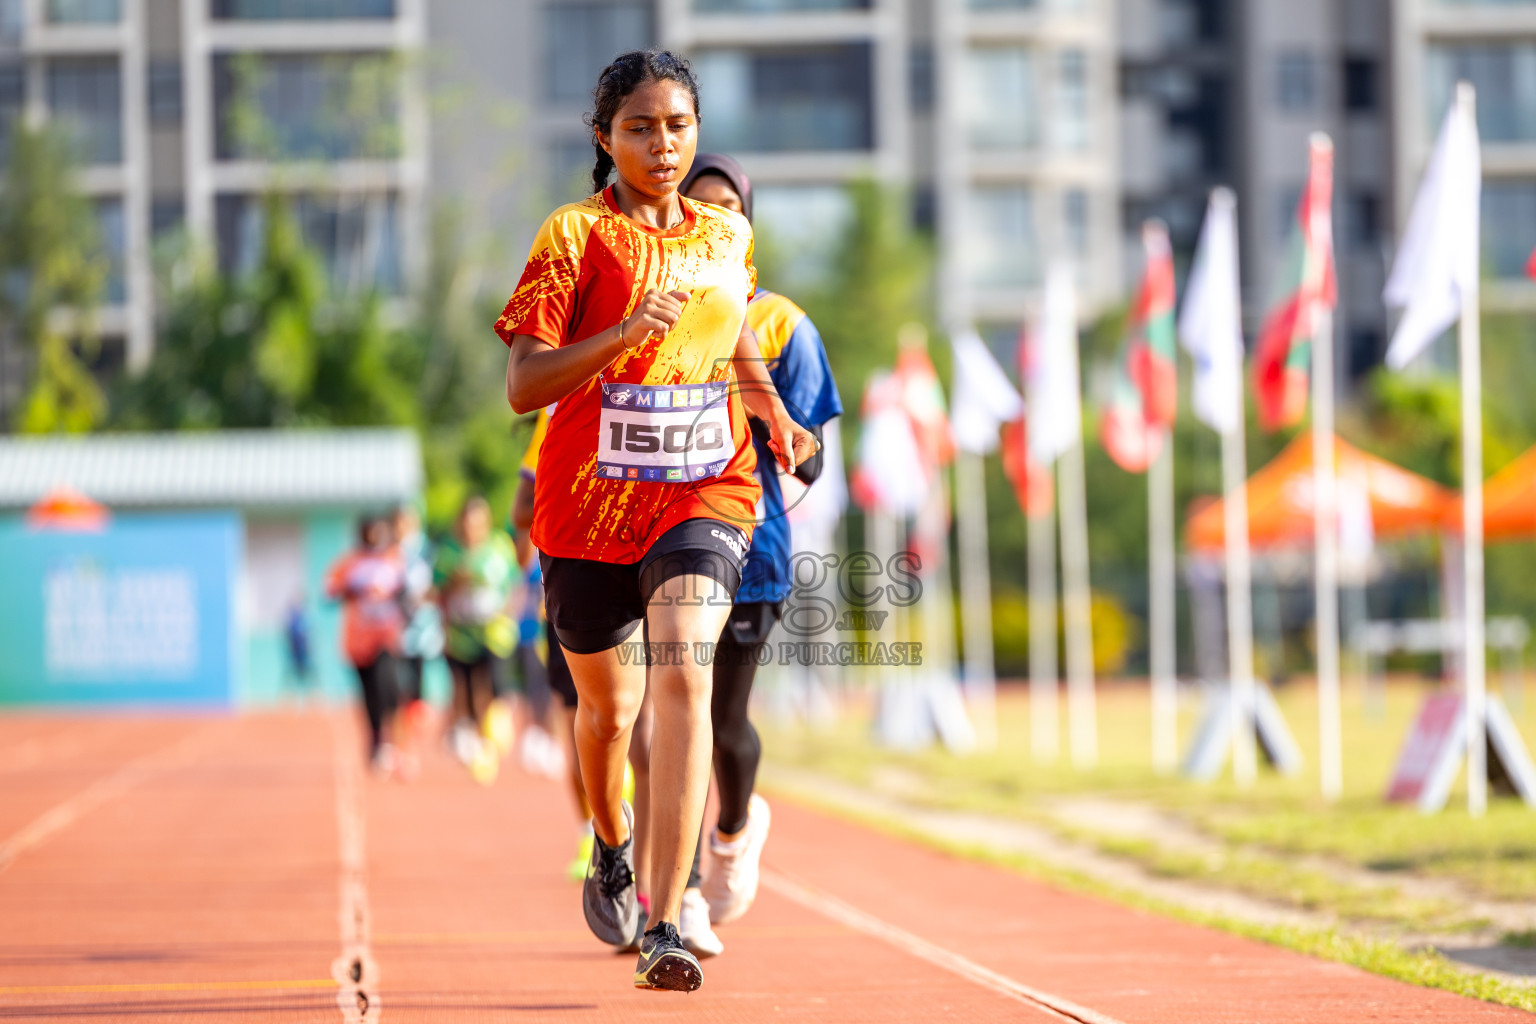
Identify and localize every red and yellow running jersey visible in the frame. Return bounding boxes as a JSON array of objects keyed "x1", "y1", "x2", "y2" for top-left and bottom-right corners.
[
  {"x1": 519, "y1": 405, "x2": 551, "y2": 482},
  {"x1": 495, "y1": 187, "x2": 760, "y2": 564}
]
